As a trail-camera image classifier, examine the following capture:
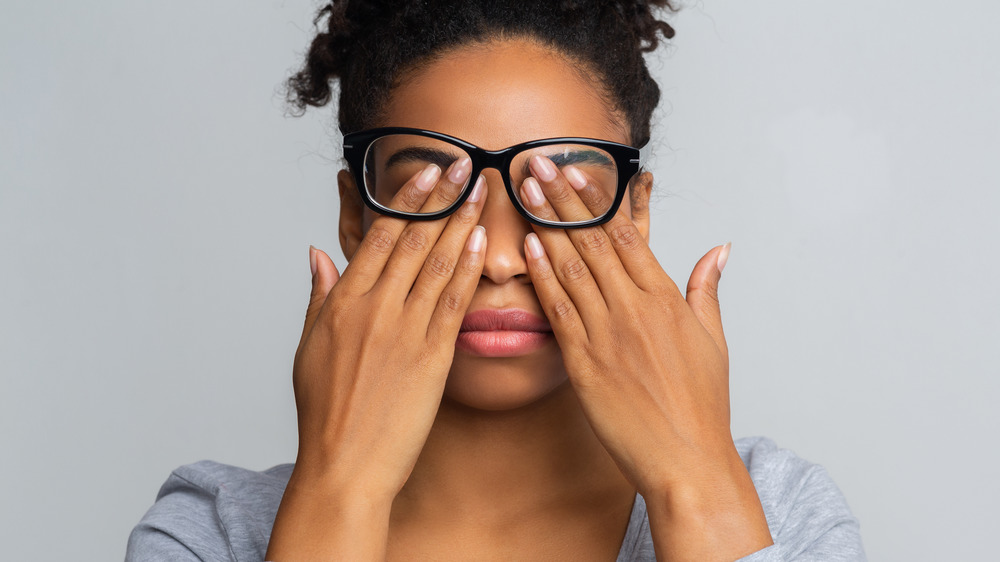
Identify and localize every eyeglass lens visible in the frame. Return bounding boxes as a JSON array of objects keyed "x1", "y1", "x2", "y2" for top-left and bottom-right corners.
[{"x1": 362, "y1": 134, "x2": 620, "y2": 222}]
